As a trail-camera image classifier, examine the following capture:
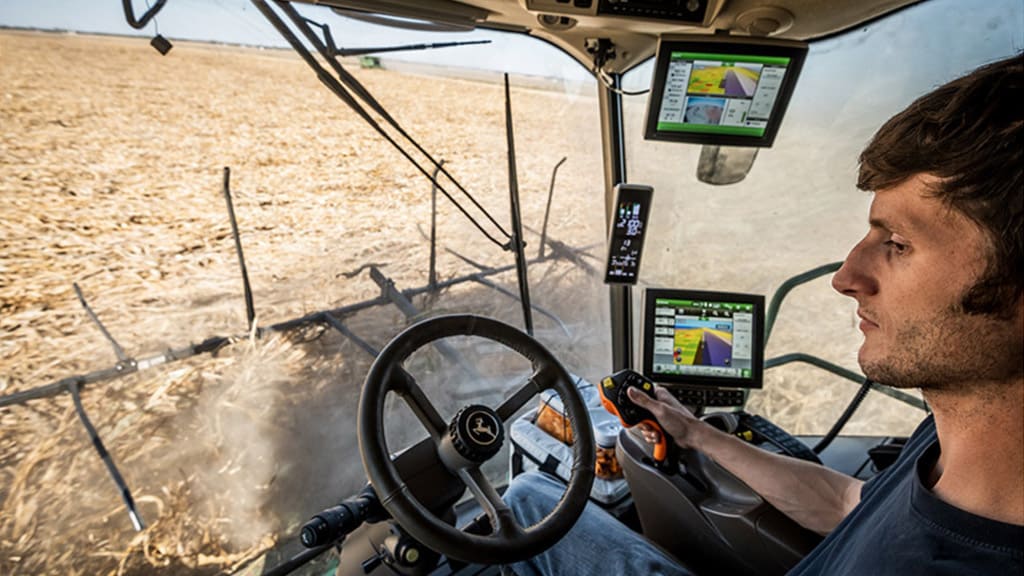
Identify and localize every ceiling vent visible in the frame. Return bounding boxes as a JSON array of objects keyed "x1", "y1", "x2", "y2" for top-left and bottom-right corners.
[{"x1": 734, "y1": 6, "x2": 795, "y2": 36}]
